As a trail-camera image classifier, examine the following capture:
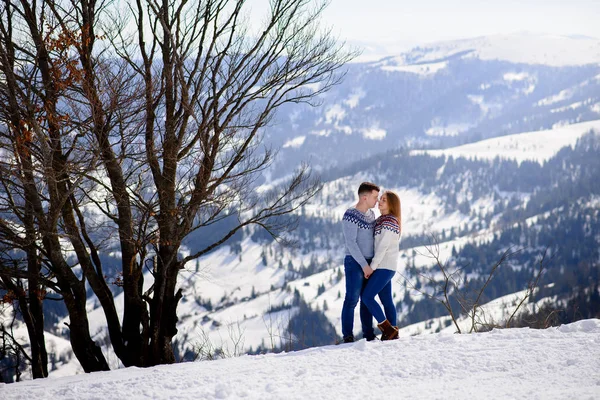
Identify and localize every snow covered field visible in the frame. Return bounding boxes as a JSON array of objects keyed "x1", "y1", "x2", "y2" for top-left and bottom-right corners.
[{"x1": 3, "y1": 319, "x2": 599, "y2": 399}]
